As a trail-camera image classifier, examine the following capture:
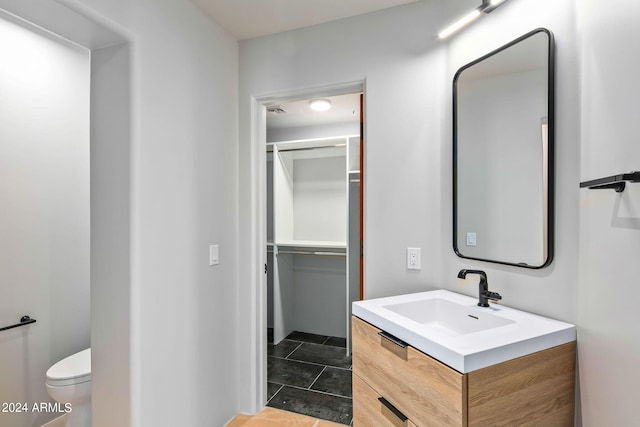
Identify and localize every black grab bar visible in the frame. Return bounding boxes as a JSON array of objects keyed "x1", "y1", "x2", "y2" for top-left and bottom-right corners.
[{"x1": 0, "y1": 316, "x2": 37, "y2": 332}]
